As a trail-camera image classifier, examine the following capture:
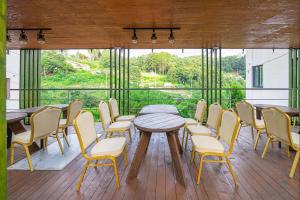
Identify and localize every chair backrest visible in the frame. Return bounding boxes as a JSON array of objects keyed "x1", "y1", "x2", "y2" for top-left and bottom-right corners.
[
  {"x1": 73, "y1": 111, "x2": 97, "y2": 152},
  {"x1": 262, "y1": 107, "x2": 292, "y2": 145},
  {"x1": 30, "y1": 106, "x2": 61, "y2": 141},
  {"x1": 194, "y1": 99, "x2": 206, "y2": 123},
  {"x1": 206, "y1": 103, "x2": 223, "y2": 130},
  {"x1": 108, "y1": 98, "x2": 119, "y2": 121},
  {"x1": 236, "y1": 101, "x2": 255, "y2": 127},
  {"x1": 218, "y1": 110, "x2": 240, "y2": 153},
  {"x1": 66, "y1": 100, "x2": 83, "y2": 125},
  {"x1": 99, "y1": 101, "x2": 112, "y2": 131}
]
